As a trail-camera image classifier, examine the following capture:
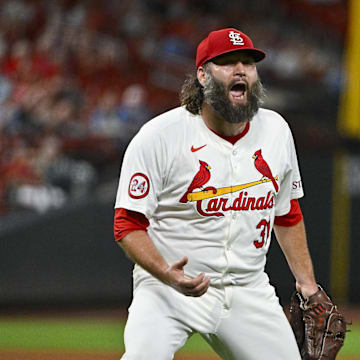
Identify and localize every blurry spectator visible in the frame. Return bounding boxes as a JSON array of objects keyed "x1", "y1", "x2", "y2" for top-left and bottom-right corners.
[
  {"x1": 89, "y1": 90, "x2": 127, "y2": 139},
  {"x1": 1, "y1": 138, "x2": 60, "y2": 214},
  {"x1": 3, "y1": 134, "x2": 97, "y2": 214},
  {"x1": 36, "y1": 135, "x2": 97, "y2": 200},
  {"x1": 90, "y1": 84, "x2": 151, "y2": 142},
  {"x1": 0, "y1": 75, "x2": 12, "y2": 127},
  {"x1": 0, "y1": 75, "x2": 12, "y2": 105},
  {"x1": 2, "y1": 39, "x2": 34, "y2": 82},
  {"x1": 4, "y1": 82, "x2": 46, "y2": 142},
  {"x1": 10, "y1": 183, "x2": 66, "y2": 214},
  {"x1": 0, "y1": 0, "x2": 36, "y2": 41},
  {"x1": 117, "y1": 84, "x2": 152, "y2": 137},
  {"x1": 48, "y1": 94, "x2": 87, "y2": 139},
  {"x1": 158, "y1": 34, "x2": 192, "y2": 63},
  {"x1": 31, "y1": 34, "x2": 61, "y2": 79}
]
